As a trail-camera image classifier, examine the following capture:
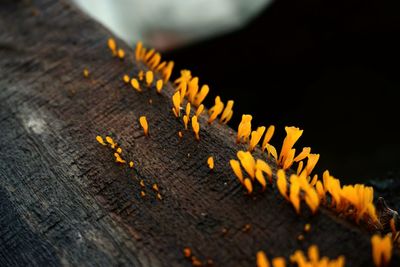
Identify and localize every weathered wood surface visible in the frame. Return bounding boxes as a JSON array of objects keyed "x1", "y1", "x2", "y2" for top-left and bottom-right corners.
[{"x1": 0, "y1": 0, "x2": 398, "y2": 266}]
